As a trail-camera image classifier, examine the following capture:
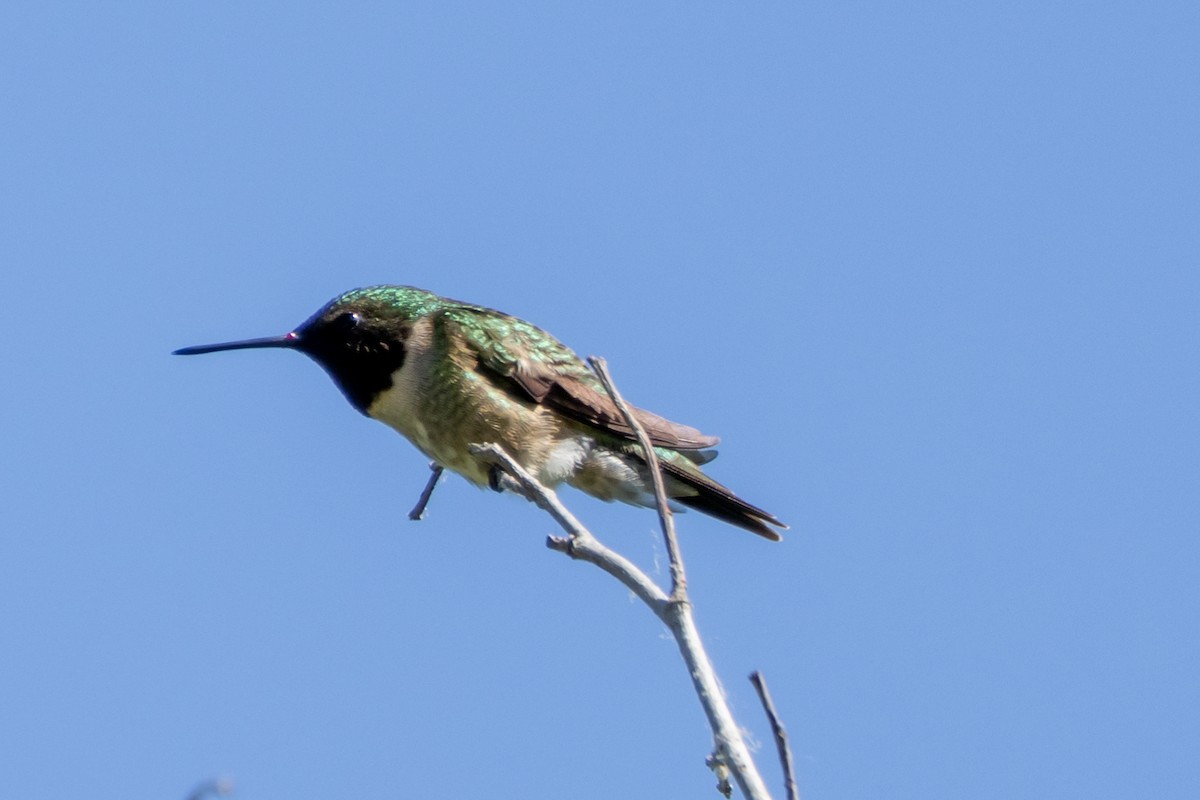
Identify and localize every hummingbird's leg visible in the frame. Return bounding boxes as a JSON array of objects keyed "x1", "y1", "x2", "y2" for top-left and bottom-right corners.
[{"x1": 407, "y1": 462, "x2": 444, "y2": 521}]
